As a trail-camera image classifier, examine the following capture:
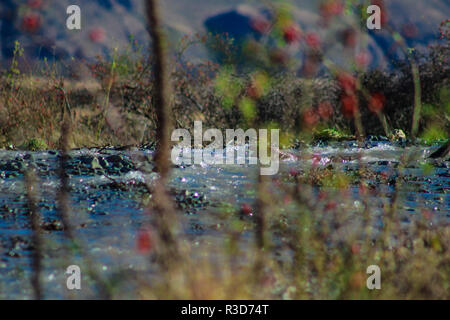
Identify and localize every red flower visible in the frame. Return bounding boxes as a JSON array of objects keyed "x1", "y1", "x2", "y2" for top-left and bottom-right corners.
[
  {"x1": 289, "y1": 168, "x2": 299, "y2": 177},
  {"x1": 251, "y1": 17, "x2": 271, "y2": 35},
  {"x1": 368, "y1": 93, "x2": 385, "y2": 113},
  {"x1": 305, "y1": 32, "x2": 321, "y2": 49},
  {"x1": 317, "y1": 101, "x2": 333, "y2": 120},
  {"x1": 329, "y1": 0, "x2": 344, "y2": 15},
  {"x1": 319, "y1": 0, "x2": 344, "y2": 21},
  {"x1": 89, "y1": 27, "x2": 106, "y2": 43},
  {"x1": 379, "y1": 171, "x2": 388, "y2": 179},
  {"x1": 341, "y1": 94, "x2": 357, "y2": 118},
  {"x1": 28, "y1": 0, "x2": 43, "y2": 9},
  {"x1": 303, "y1": 107, "x2": 319, "y2": 127},
  {"x1": 22, "y1": 12, "x2": 41, "y2": 33},
  {"x1": 137, "y1": 228, "x2": 153, "y2": 254},
  {"x1": 355, "y1": 51, "x2": 371, "y2": 67},
  {"x1": 247, "y1": 79, "x2": 264, "y2": 99},
  {"x1": 240, "y1": 203, "x2": 253, "y2": 217},
  {"x1": 337, "y1": 72, "x2": 356, "y2": 94},
  {"x1": 325, "y1": 201, "x2": 338, "y2": 211},
  {"x1": 283, "y1": 24, "x2": 302, "y2": 44}
]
